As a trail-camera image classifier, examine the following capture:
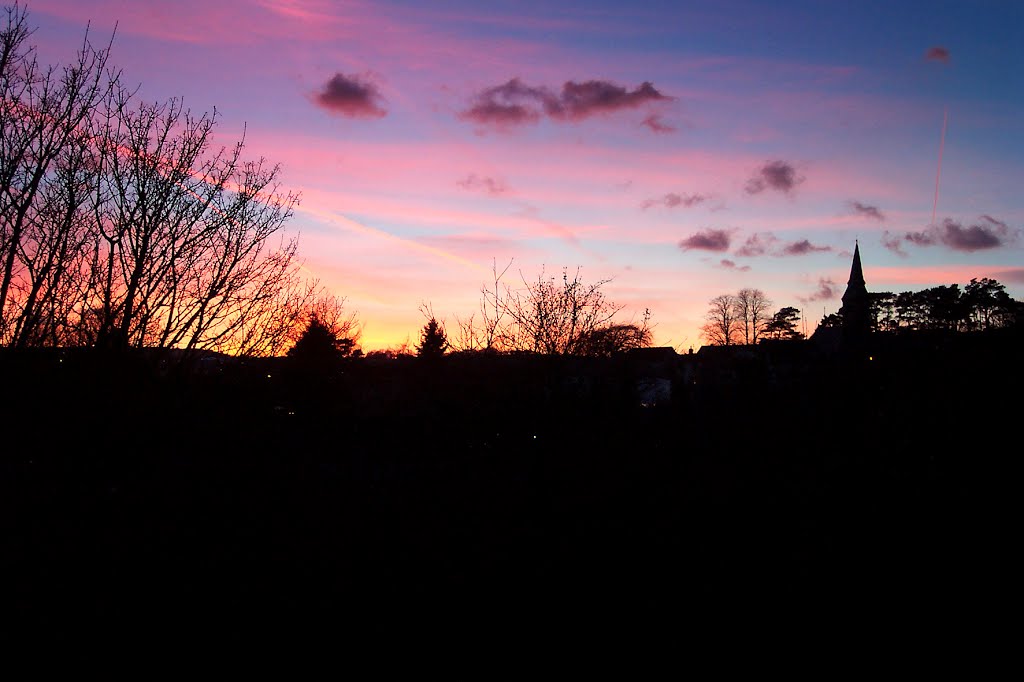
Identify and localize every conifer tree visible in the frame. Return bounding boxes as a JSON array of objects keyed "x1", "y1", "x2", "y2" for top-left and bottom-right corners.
[
  {"x1": 416, "y1": 317, "x2": 449, "y2": 358},
  {"x1": 287, "y1": 315, "x2": 355, "y2": 363}
]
